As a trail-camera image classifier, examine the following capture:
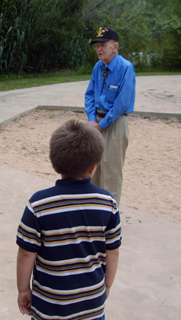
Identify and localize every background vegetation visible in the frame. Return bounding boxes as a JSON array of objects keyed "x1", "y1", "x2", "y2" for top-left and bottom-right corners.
[{"x1": 0, "y1": 0, "x2": 181, "y2": 75}]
